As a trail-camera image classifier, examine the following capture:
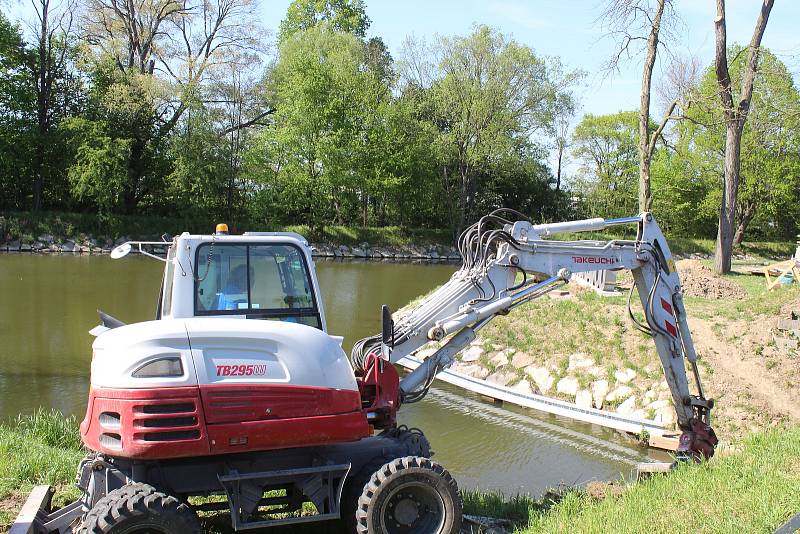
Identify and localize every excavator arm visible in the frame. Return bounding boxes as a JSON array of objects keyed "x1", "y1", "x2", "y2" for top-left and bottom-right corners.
[{"x1": 352, "y1": 209, "x2": 718, "y2": 461}]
